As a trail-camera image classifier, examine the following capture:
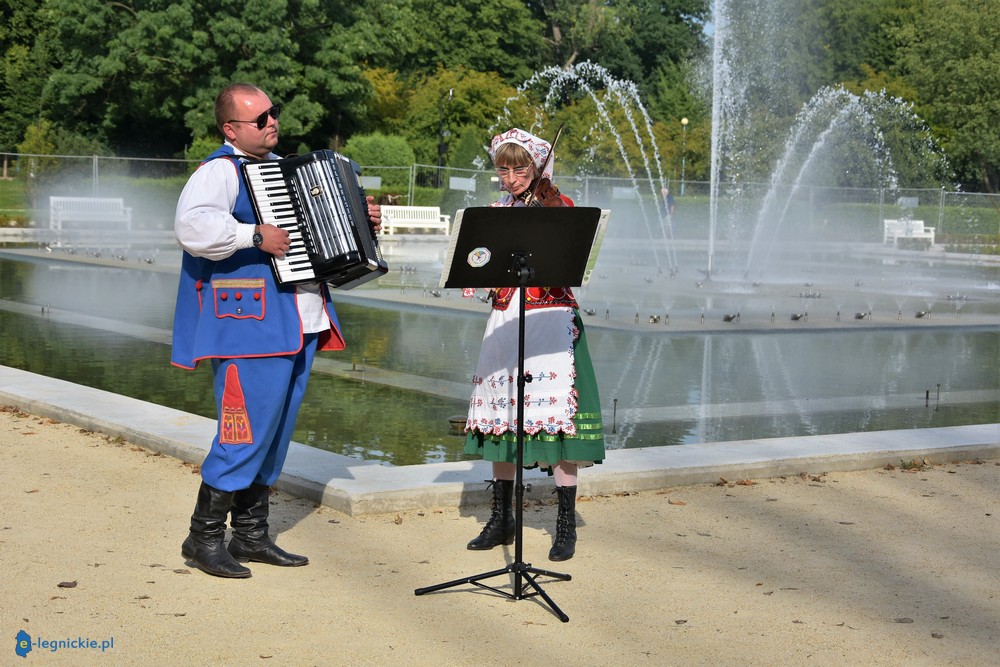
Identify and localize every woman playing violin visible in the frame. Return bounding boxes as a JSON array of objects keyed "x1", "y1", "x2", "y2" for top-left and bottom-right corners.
[
  {"x1": 462, "y1": 128, "x2": 605, "y2": 562},
  {"x1": 490, "y1": 128, "x2": 571, "y2": 208}
]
